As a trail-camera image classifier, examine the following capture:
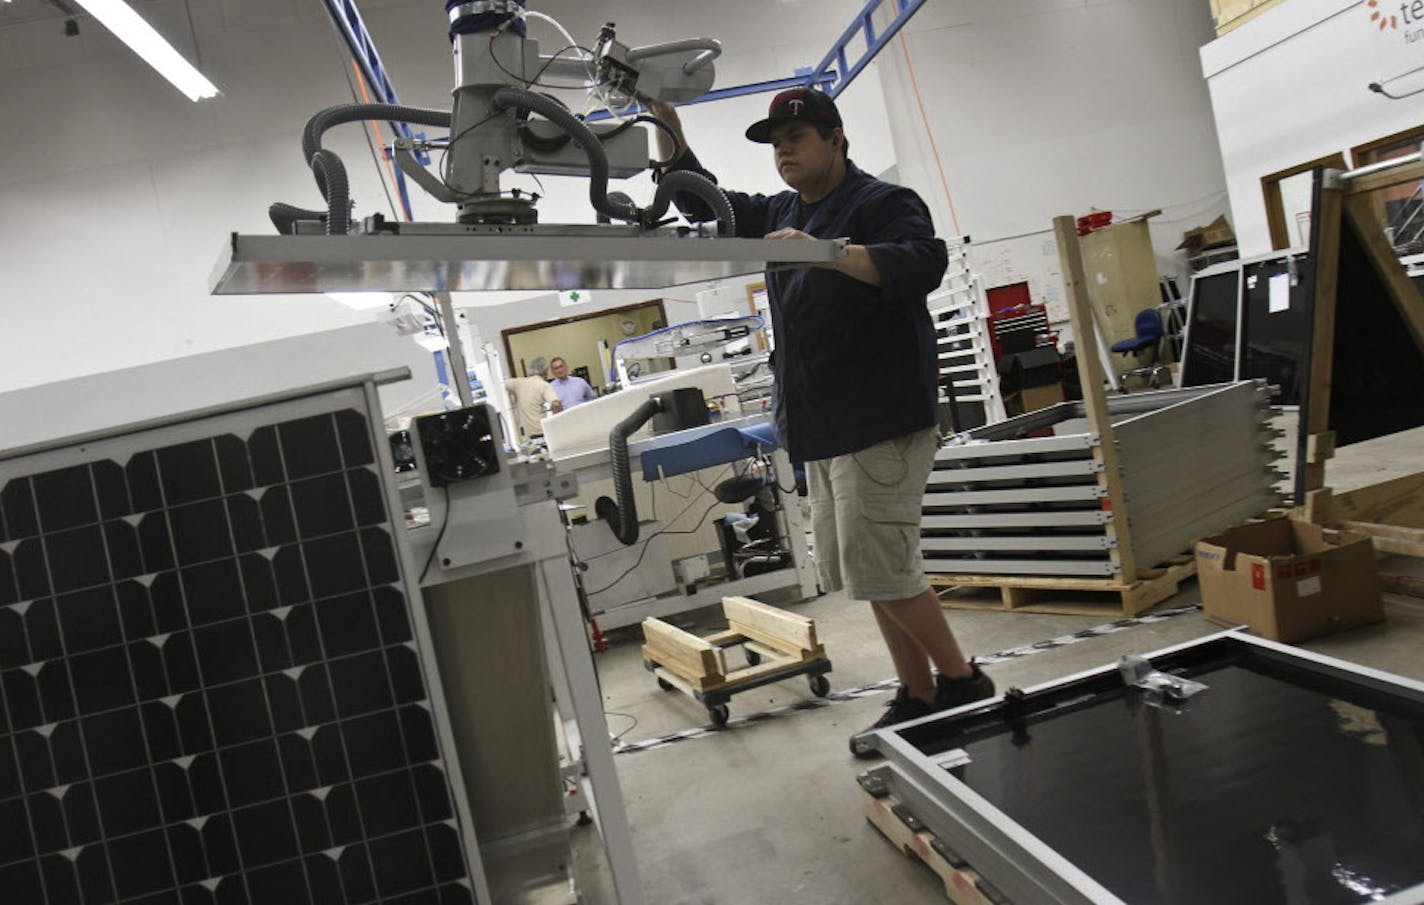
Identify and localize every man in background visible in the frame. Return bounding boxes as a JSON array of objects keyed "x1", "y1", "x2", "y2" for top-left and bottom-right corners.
[
  {"x1": 505, "y1": 356, "x2": 562, "y2": 441},
  {"x1": 549, "y1": 356, "x2": 596, "y2": 410}
]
